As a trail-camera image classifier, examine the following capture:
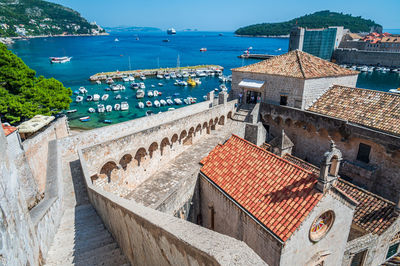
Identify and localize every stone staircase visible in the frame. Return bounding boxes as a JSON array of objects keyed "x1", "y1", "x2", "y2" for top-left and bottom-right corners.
[{"x1": 45, "y1": 158, "x2": 130, "y2": 266}]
